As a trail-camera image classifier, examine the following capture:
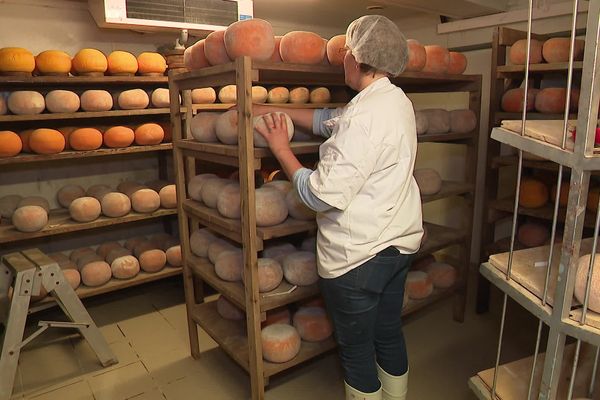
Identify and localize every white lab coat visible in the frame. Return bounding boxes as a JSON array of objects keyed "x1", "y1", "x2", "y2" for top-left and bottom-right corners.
[{"x1": 309, "y1": 77, "x2": 423, "y2": 279}]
